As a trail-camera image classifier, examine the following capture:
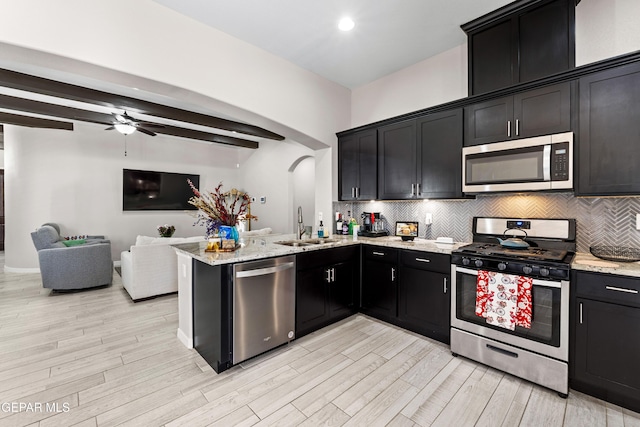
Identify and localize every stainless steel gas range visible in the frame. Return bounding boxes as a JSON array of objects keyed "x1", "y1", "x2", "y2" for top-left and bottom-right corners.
[{"x1": 450, "y1": 217, "x2": 576, "y2": 397}]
